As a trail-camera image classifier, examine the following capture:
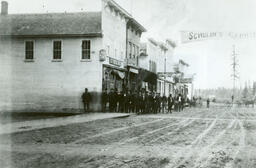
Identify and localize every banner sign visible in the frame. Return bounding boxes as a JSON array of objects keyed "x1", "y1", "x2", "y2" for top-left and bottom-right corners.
[
  {"x1": 158, "y1": 72, "x2": 175, "y2": 77},
  {"x1": 181, "y1": 31, "x2": 256, "y2": 43}
]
